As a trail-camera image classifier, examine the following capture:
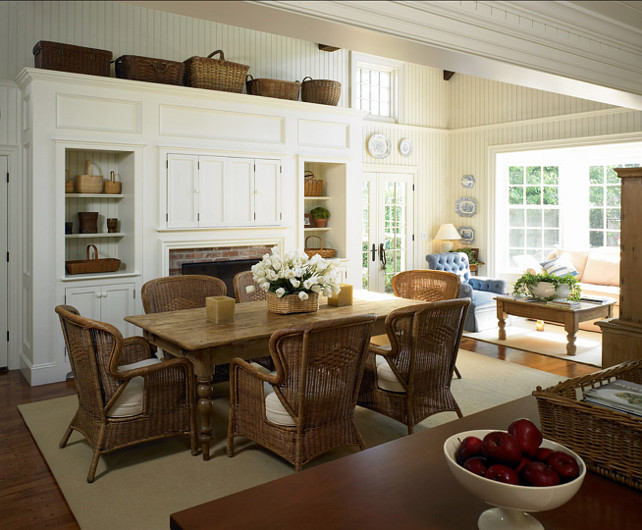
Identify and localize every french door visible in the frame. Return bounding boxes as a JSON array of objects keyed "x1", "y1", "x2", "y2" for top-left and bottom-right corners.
[
  {"x1": 1, "y1": 155, "x2": 7, "y2": 368},
  {"x1": 362, "y1": 171, "x2": 414, "y2": 293}
]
